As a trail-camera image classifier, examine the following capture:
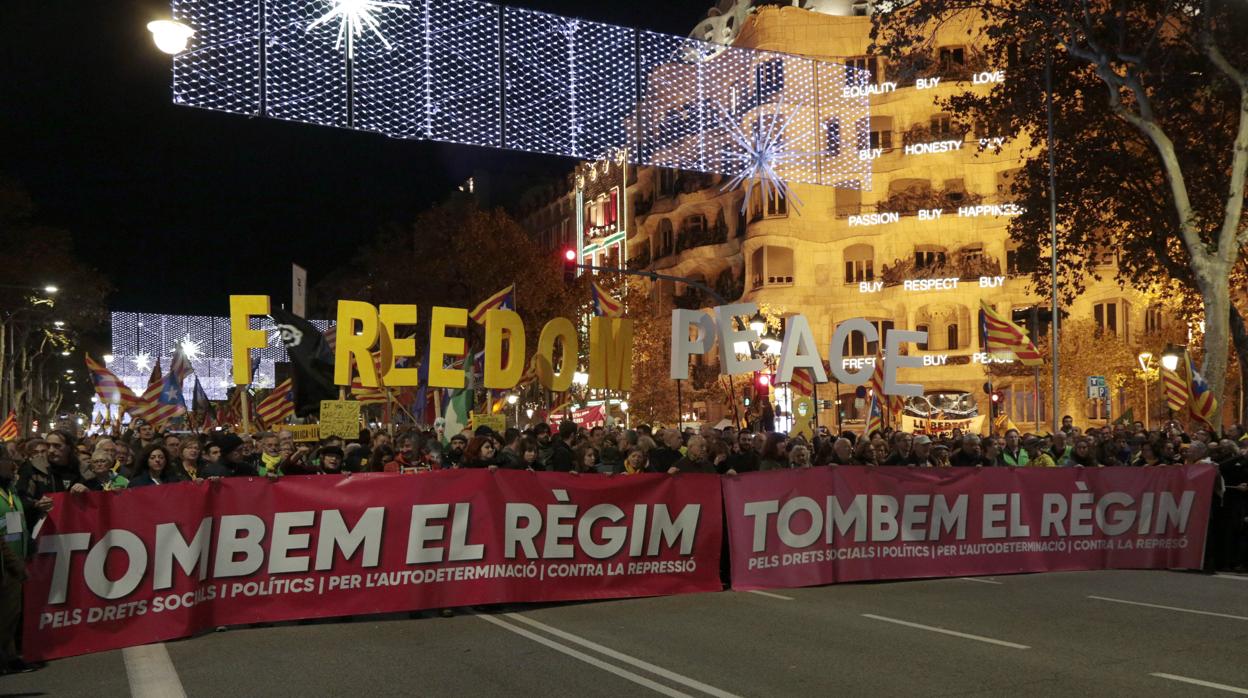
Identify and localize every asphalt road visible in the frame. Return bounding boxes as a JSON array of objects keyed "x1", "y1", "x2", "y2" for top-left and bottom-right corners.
[{"x1": 8, "y1": 570, "x2": 1248, "y2": 697}]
